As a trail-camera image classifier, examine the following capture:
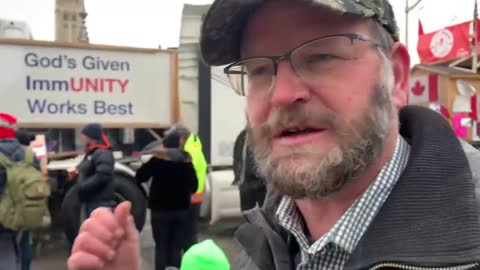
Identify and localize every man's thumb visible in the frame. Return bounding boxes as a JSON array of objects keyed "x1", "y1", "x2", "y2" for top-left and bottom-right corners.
[
  {"x1": 114, "y1": 201, "x2": 138, "y2": 240},
  {"x1": 114, "y1": 201, "x2": 131, "y2": 222}
]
